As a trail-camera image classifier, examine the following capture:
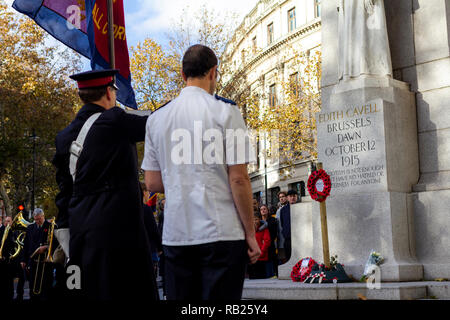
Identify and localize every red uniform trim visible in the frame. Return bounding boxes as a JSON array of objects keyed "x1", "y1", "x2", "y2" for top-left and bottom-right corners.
[{"x1": 78, "y1": 76, "x2": 113, "y2": 89}]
